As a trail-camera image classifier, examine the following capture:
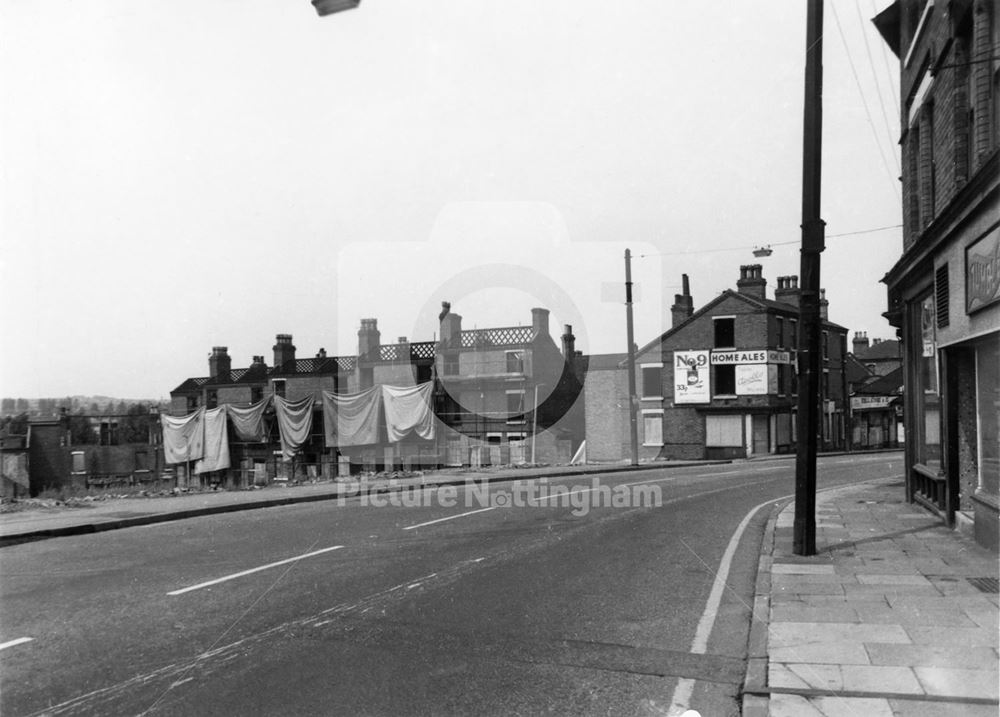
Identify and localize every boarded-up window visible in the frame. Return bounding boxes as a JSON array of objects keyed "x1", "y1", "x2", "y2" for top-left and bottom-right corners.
[
  {"x1": 706, "y1": 415, "x2": 742, "y2": 447},
  {"x1": 71, "y1": 451, "x2": 86, "y2": 473},
  {"x1": 642, "y1": 411, "x2": 663, "y2": 445}
]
